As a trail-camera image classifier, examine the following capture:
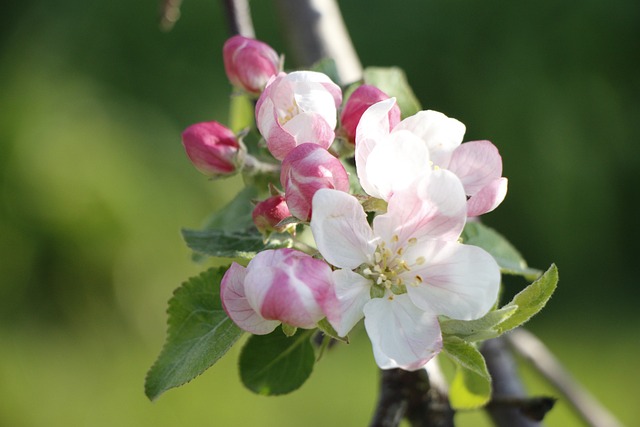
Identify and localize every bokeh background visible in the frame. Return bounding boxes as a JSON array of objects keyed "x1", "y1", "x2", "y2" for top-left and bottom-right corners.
[{"x1": 1, "y1": 0, "x2": 638, "y2": 425}]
